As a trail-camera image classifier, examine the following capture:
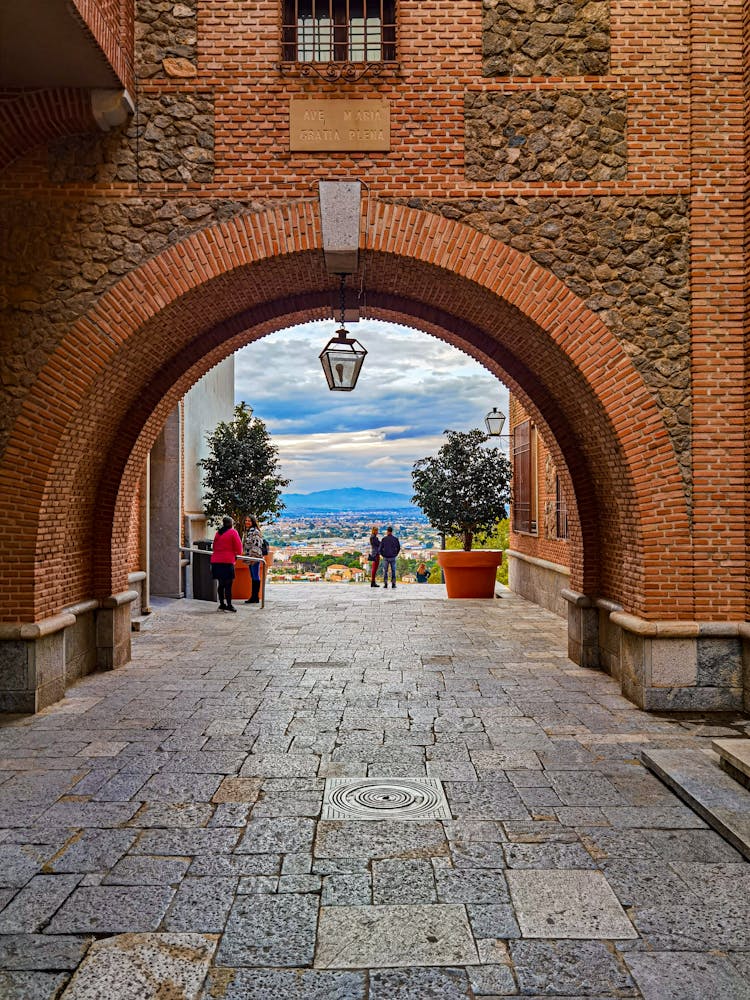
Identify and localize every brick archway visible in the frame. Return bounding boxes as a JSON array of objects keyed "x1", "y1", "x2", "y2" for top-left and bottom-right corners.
[{"x1": 0, "y1": 202, "x2": 690, "y2": 624}]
